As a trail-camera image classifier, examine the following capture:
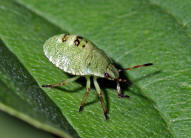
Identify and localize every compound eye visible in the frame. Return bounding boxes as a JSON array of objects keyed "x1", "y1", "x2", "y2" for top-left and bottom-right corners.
[{"x1": 104, "y1": 73, "x2": 110, "y2": 78}]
